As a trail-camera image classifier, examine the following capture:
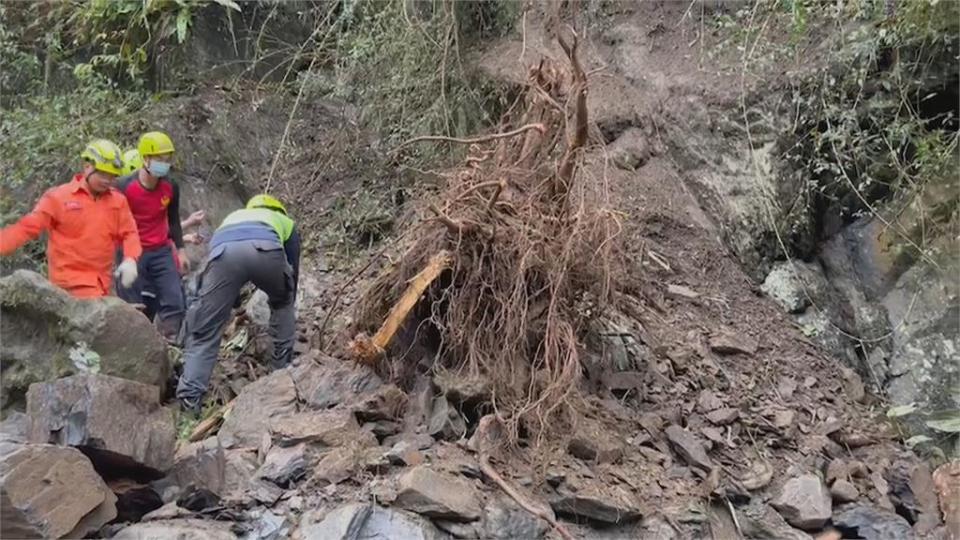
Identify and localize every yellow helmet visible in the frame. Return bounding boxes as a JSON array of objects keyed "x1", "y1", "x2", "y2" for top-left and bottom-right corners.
[
  {"x1": 121, "y1": 149, "x2": 143, "y2": 176},
  {"x1": 137, "y1": 131, "x2": 175, "y2": 157},
  {"x1": 80, "y1": 139, "x2": 124, "y2": 176},
  {"x1": 247, "y1": 194, "x2": 287, "y2": 215}
]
